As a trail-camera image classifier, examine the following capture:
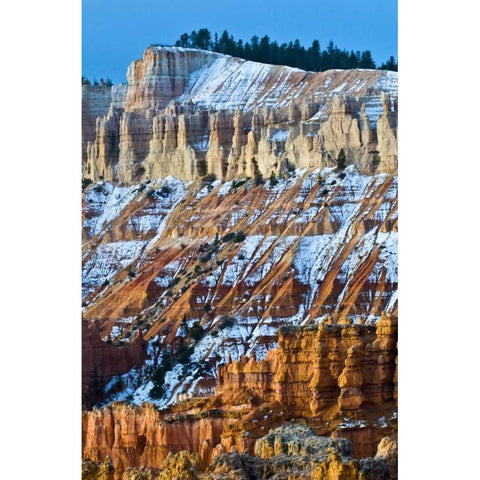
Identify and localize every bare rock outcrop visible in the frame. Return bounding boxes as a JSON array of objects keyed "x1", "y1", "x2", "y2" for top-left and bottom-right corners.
[
  {"x1": 84, "y1": 47, "x2": 398, "y2": 184},
  {"x1": 217, "y1": 313, "x2": 398, "y2": 416},
  {"x1": 83, "y1": 424, "x2": 393, "y2": 479},
  {"x1": 82, "y1": 403, "x2": 224, "y2": 474}
]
